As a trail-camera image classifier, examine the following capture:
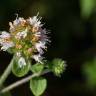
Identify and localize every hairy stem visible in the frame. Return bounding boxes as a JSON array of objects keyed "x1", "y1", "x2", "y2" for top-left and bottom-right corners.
[
  {"x1": 0, "y1": 69, "x2": 50, "y2": 94},
  {"x1": 0, "y1": 56, "x2": 14, "y2": 88}
]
